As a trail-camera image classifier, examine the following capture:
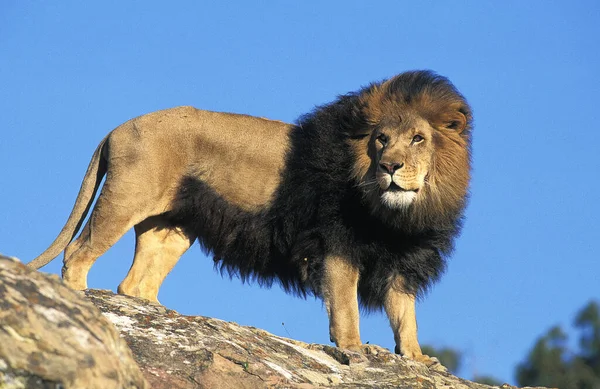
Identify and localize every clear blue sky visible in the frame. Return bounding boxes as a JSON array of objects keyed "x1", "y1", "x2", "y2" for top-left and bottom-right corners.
[{"x1": 1, "y1": 1, "x2": 598, "y2": 384}]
